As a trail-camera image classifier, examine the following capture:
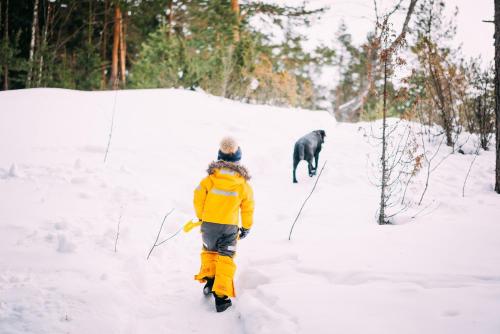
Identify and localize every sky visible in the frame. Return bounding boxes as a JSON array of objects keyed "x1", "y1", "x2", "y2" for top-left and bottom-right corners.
[
  {"x1": 305, "y1": 0, "x2": 494, "y2": 63},
  {"x1": 252, "y1": 0, "x2": 494, "y2": 89}
]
